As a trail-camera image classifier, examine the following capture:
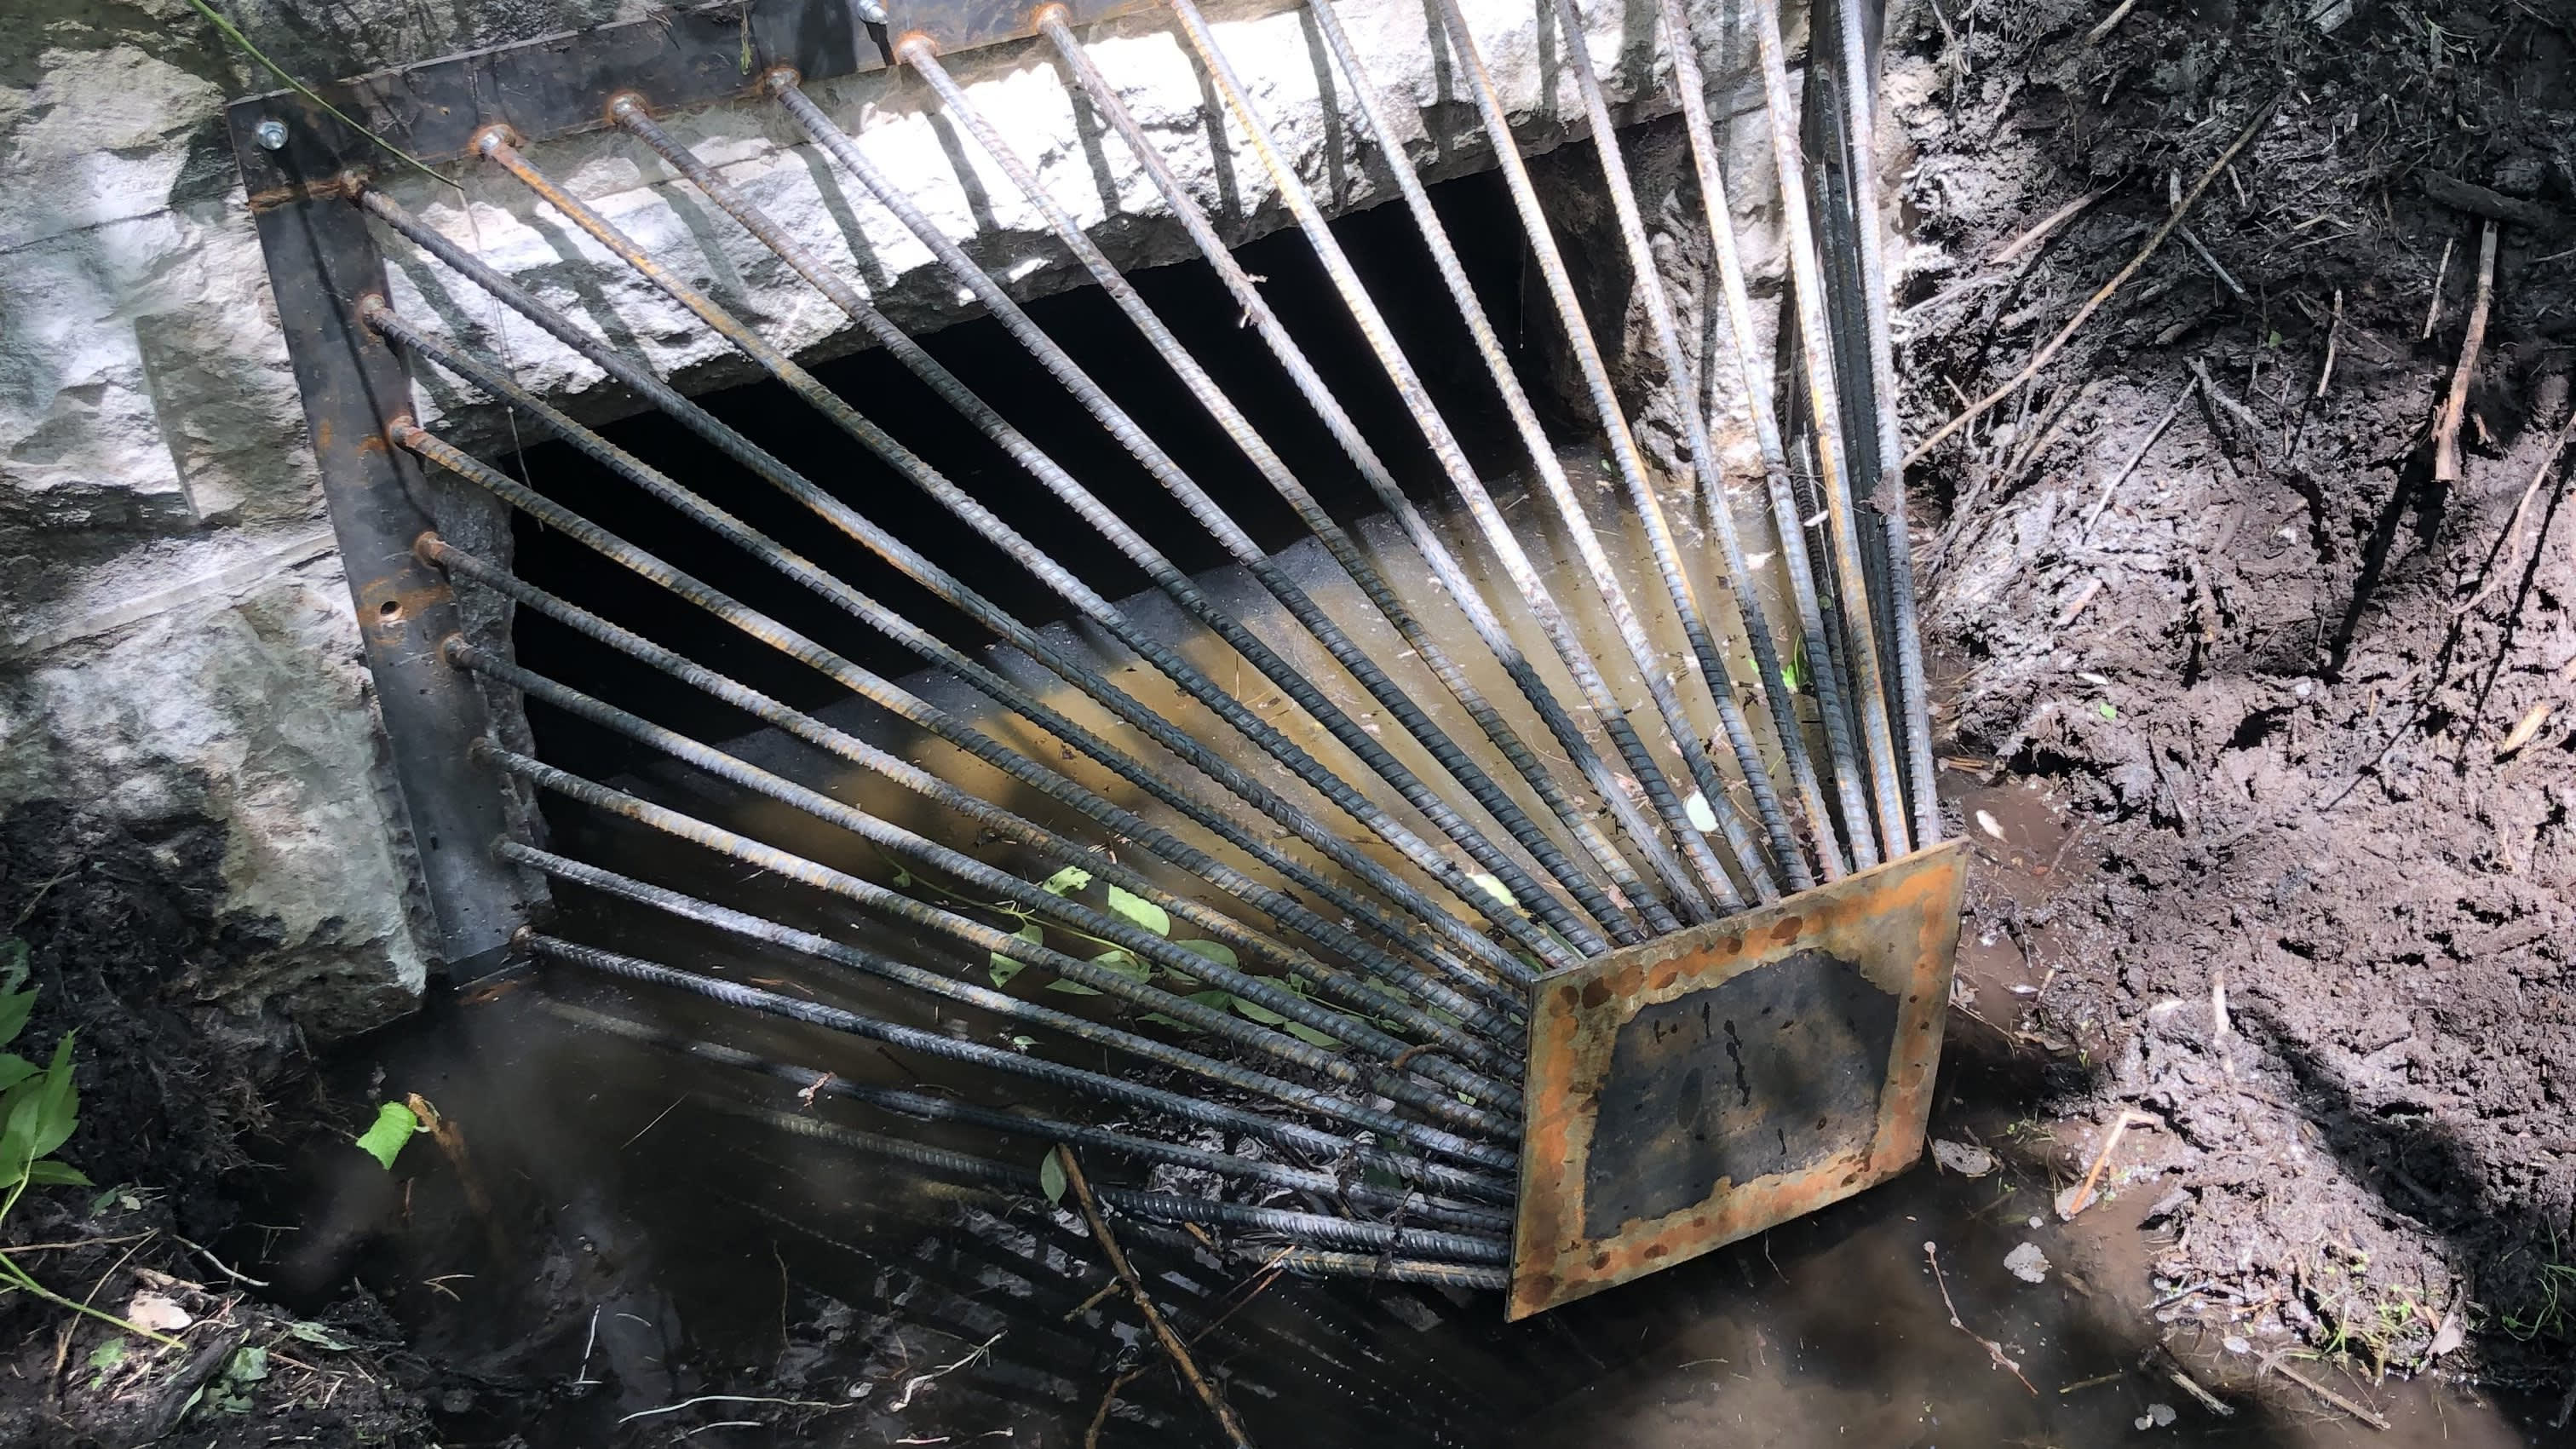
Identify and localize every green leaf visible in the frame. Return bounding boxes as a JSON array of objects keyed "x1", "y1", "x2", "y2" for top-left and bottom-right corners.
[
  {"x1": 1466, "y1": 872, "x2": 1518, "y2": 911},
  {"x1": 0, "y1": 986, "x2": 35, "y2": 1051},
  {"x1": 1170, "y1": 940, "x2": 1237, "y2": 973},
  {"x1": 25, "y1": 1159, "x2": 90, "y2": 1187},
  {"x1": 1008, "y1": 1034, "x2": 1036, "y2": 1052},
  {"x1": 1103, "y1": 885, "x2": 1170, "y2": 938},
  {"x1": 1282, "y1": 1021, "x2": 1344, "y2": 1049},
  {"x1": 2096, "y1": 700, "x2": 2119, "y2": 721},
  {"x1": 1187, "y1": 990, "x2": 1234, "y2": 1010},
  {"x1": 285, "y1": 1321, "x2": 357, "y2": 1353},
  {"x1": 0, "y1": 1055, "x2": 33, "y2": 1093},
  {"x1": 1137, "y1": 1014, "x2": 1195, "y2": 1031},
  {"x1": 1038, "y1": 1149, "x2": 1067, "y2": 1205},
  {"x1": 1, "y1": 1032, "x2": 81, "y2": 1183},
  {"x1": 0, "y1": 938, "x2": 26, "y2": 993},
  {"x1": 351, "y1": 1101, "x2": 420, "y2": 1172},
  {"x1": 988, "y1": 924, "x2": 1044, "y2": 988},
  {"x1": 891, "y1": 867, "x2": 912, "y2": 888},
  {"x1": 1044, "y1": 978, "x2": 1102, "y2": 995},
  {"x1": 1086, "y1": 948, "x2": 1153, "y2": 986},
  {"x1": 1229, "y1": 995, "x2": 1290, "y2": 1026},
  {"x1": 86, "y1": 1337, "x2": 127, "y2": 1377},
  {"x1": 1039, "y1": 865, "x2": 1093, "y2": 897}
]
